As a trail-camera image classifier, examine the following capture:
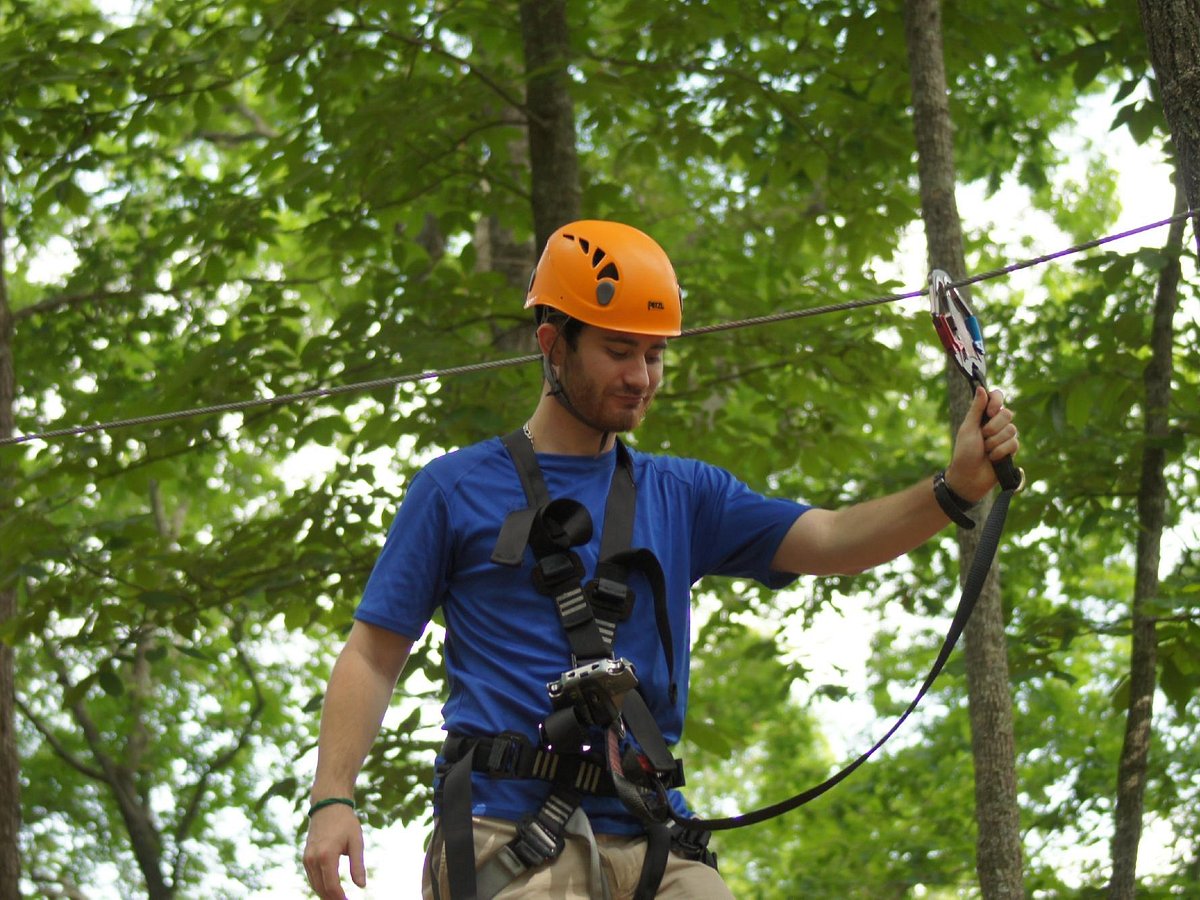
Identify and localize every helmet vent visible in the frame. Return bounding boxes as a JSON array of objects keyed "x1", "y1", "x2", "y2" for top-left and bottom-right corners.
[{"x1": 556, "y1": 231, "x2": 622, "y2": 304}]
